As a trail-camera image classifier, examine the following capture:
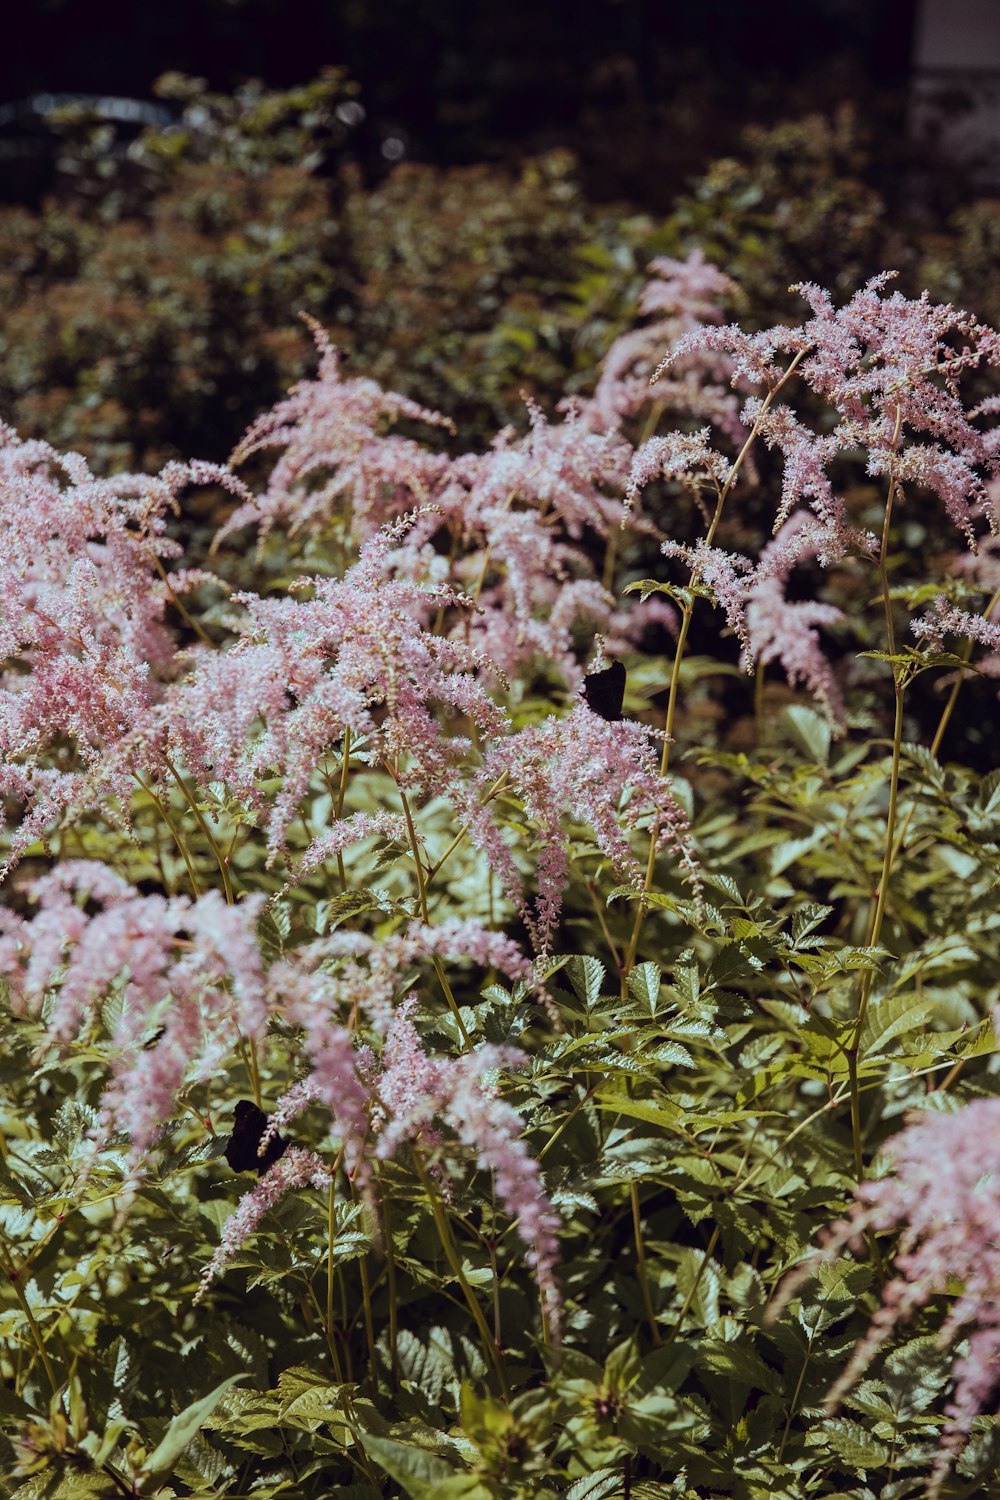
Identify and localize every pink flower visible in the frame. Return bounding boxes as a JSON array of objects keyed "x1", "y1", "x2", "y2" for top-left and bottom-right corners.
[
  {"x1": 371, "y1": 1000, "x2": 561, "y2": 1326},
  {"x1": 0, "y1": 862, "x2": 267, "y2": 1161},
  {"x1": 771, "y1": 1097, "x2": 1000, "y2": 1493},
  {"x1": 216, "y1": 319, "x2": 454, "y2": 548},
  {"x1": 166, "y1": 514, "x2": 508, "y2": 863},
  {"x1": 662, "y1": 275, "x2": 1000, "y2": 551},
  {"x1": 0, "y1": 429, "x2": 251, "y2": 875},
  {"x1": 468, "y1": 704, "x2": 700, "y2": 953},
  {"x1": 661, "y1": 538, "x2": 754, "y2": 652},
  {"x1": 195, "y1": 1146, "x2": 333, "y2": 1302},
  {"x1": 911, "y1": 595, "x2": 1000, "y2": 654},
  {"x1": 743, "y1": 515, "x2": 846, "y2": 729},
  {"x1": 592, "y1": 252, "x2": 745, "y2": 449}
]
